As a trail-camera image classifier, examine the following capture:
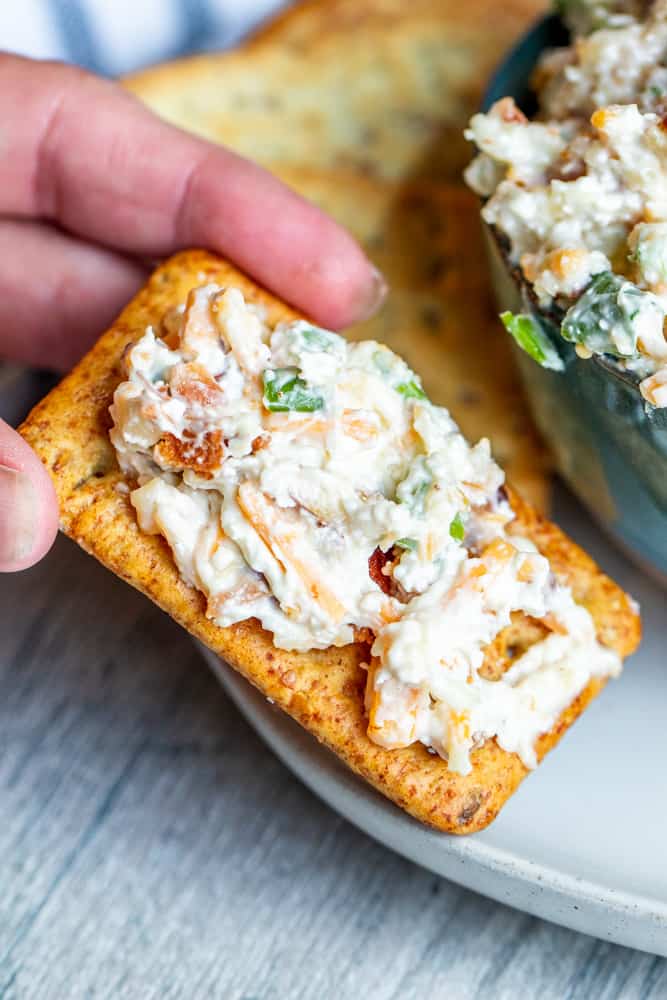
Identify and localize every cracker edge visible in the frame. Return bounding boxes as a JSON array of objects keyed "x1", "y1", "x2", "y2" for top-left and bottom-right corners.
[{"x1": 19, "y1": 249, "x2": 641, "y2": 834}]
